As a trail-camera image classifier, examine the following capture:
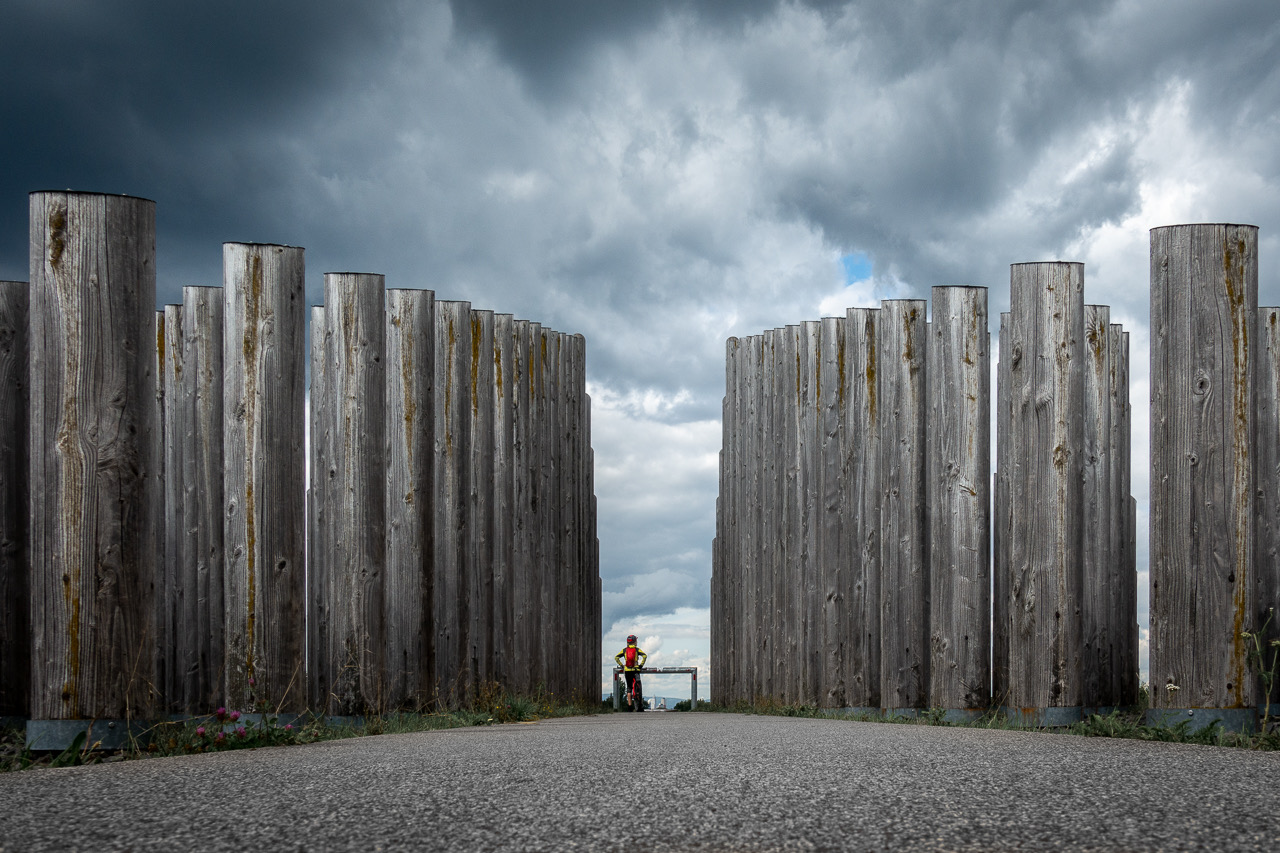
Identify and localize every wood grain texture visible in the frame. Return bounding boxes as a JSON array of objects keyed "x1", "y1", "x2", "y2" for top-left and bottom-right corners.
[
  {"x1": 818, "y1": 317, "x2": 846, "y2": 707},
  {"x1": 993, "y1": 312, "x2": 1011, "y2": 705},
  {"x1": 307, "y1": 305, "x2": 329, "y2": 710},
  {"x1": 1108, "y1": 323, "x2": 1136, "y2": 706},
  {"x1": 1006, "y1": 262, "x2": 1084, "y2": 712},
  {"x1": 1081, "y1": 304, "x2": 1113, "y2": 710},
  {"x1": 927, "y1": 287, "x2": 990, "y2": 712},
  {"x1": 0, "y1": 281, "x2": 28, "y2": 718},
  {"x1": 223, "y1": 242, "x2": 306, "y2": 713},
  {"x1": 161, "y1": 304, "x2": 187, "y2": 712},
  {"x1": 1150, "y1": 225, "x2": 1257, "y2": 710},
  {"x1": 490, "y1": 313, "x2": 514, "y2": 693},
  {"x1": 1255, "y1": 307, "x2": 1280, "y2": 709},
  {"x1": 321, "y1": 273, "x2": 387, "y2": 715},
  {"x1": 384, "y1": 288, "x2": 435, "y2": 710},
  {"x1": 432, "y1": 300, "x2": 471, "y2": 706},
  {"x1": 181, "y1": 286, "x2": 225, "y2": 712},
  {"x1": 509, "y1": 319, "x2": 533, "y2": 697},
  {"x1": 467, "y1": 310, "x2": 495, "y2": 692},
  {"x1": 878, "y1": 300, "x2": 928, "y2": 712},
  {"x1": 844, "y1": 308, "x2": 881, "y2": 708},
  {"x1": 28, "y1": 192, "x2": 157, "y2": 721}
]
